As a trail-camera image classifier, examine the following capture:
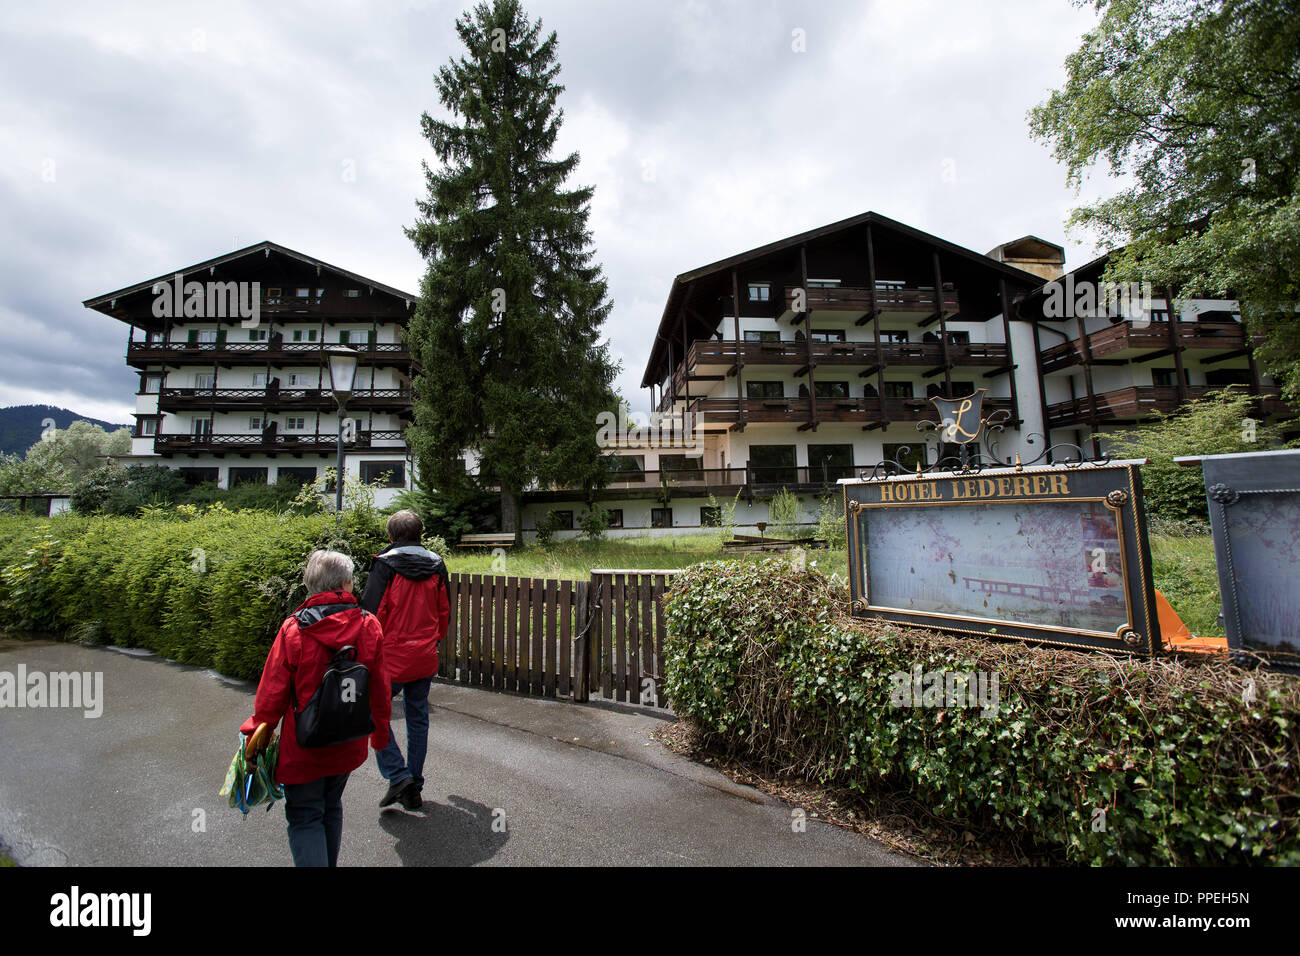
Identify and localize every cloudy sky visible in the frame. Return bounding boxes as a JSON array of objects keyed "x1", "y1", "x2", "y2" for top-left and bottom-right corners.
[{"x1": 0, "y1": 0, "x2": 1111, "y2": 424}]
